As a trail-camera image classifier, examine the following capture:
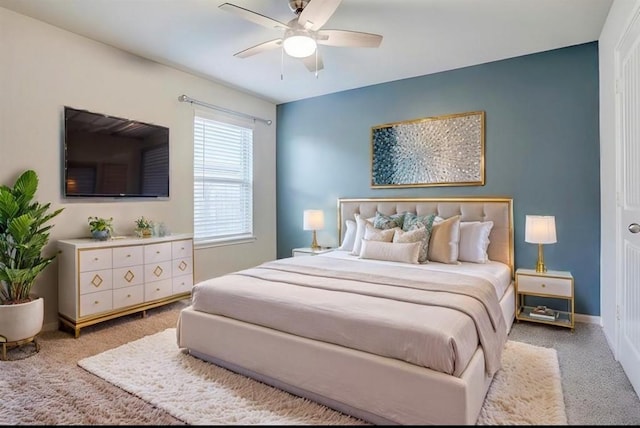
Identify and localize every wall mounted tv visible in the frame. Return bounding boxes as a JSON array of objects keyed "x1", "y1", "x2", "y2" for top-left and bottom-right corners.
[{"x1": 63, "y1": 106, "x2": 169, "y2": 199}]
